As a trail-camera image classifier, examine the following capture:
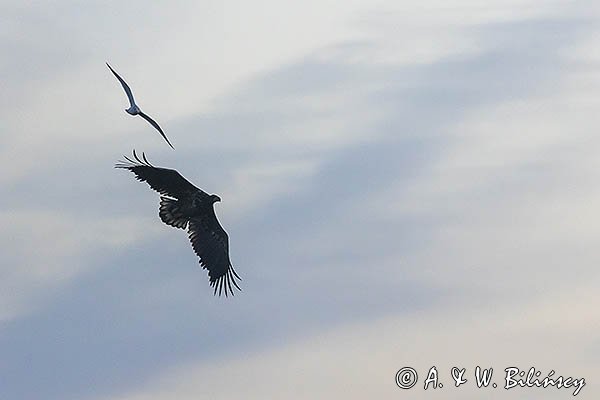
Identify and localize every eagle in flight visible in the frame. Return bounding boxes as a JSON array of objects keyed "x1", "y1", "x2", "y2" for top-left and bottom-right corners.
[{"x1": 116, "y1": 150, "x2": 241, "y2": 296}]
